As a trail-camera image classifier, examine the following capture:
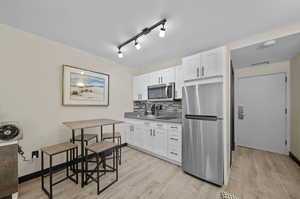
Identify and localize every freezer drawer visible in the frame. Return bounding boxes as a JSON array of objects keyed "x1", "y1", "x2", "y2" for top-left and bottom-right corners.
[{"x1": 182, "y1": 118, "x2": 223, "y2": 185}]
